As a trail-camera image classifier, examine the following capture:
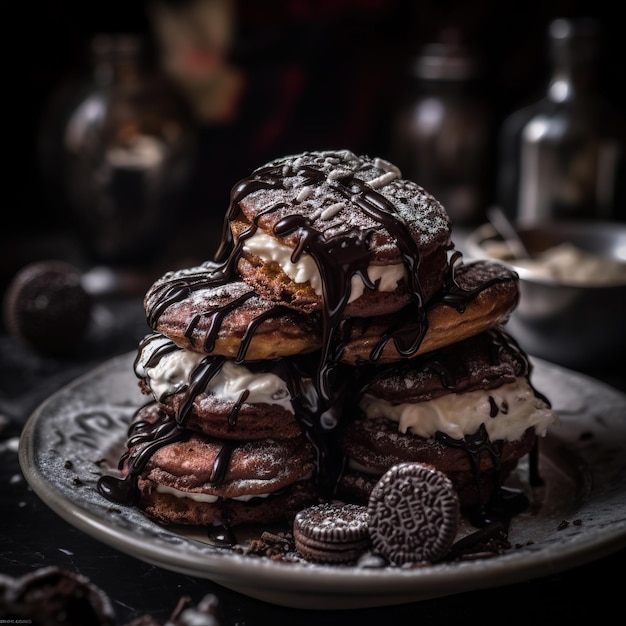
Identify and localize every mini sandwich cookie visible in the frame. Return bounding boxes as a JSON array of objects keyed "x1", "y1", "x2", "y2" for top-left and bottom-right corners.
[
  {"x1": 368, "y1": 463, "x2": 460, "y2": 565},
  {"x1": 293, "y1": 502, "x2": 370, "y2": 564}
]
